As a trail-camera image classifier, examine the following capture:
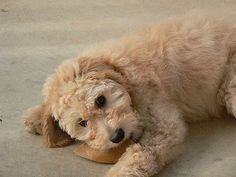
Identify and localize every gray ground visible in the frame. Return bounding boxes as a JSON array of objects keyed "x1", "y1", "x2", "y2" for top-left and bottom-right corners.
[{"x1": 1, "y1": 0, "x2": 236, "y2": 177}]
